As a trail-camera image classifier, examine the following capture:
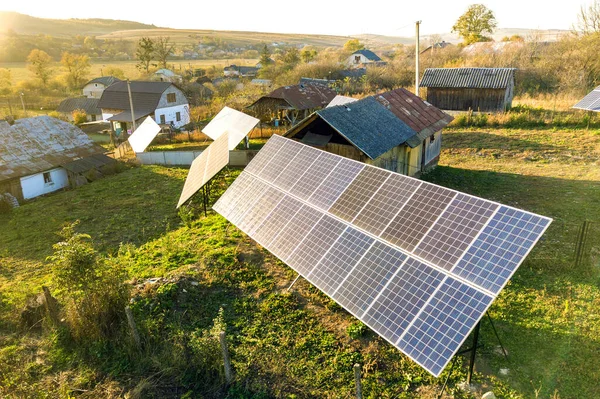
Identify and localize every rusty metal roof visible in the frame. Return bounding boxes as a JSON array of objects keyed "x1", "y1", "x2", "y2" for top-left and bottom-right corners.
[
  {"x1": 373, "y1": 88, "x2": 453, "y2": 139},
  {"x1": 419, "y1": 68, "x2": 516, "y2": 89},
  {"x1": 0, "y1": 116, "x2": 105, "y2": 182},
  {"x1": 253, "y1": 83, "x2": 337, "y2": 110}
]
